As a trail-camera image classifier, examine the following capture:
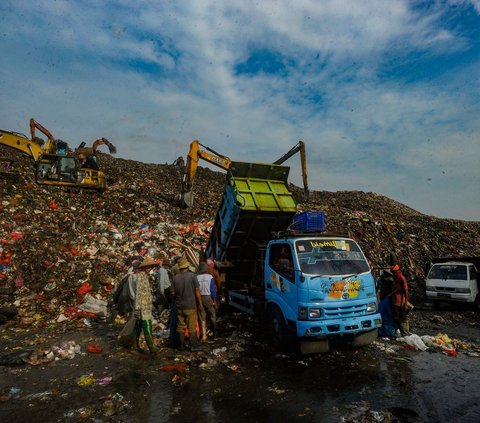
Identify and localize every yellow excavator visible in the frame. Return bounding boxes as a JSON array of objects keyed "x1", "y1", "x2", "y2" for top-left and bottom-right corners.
[
  {"x1": 272, "y1": 140, "x2": 308, "y2": 195},
  {"x1": 0, "y1": 118, "x2": 115, "y2": 191},
  {"x1": 176, "y1": 139, "x2": 308, "y2": 208}
]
